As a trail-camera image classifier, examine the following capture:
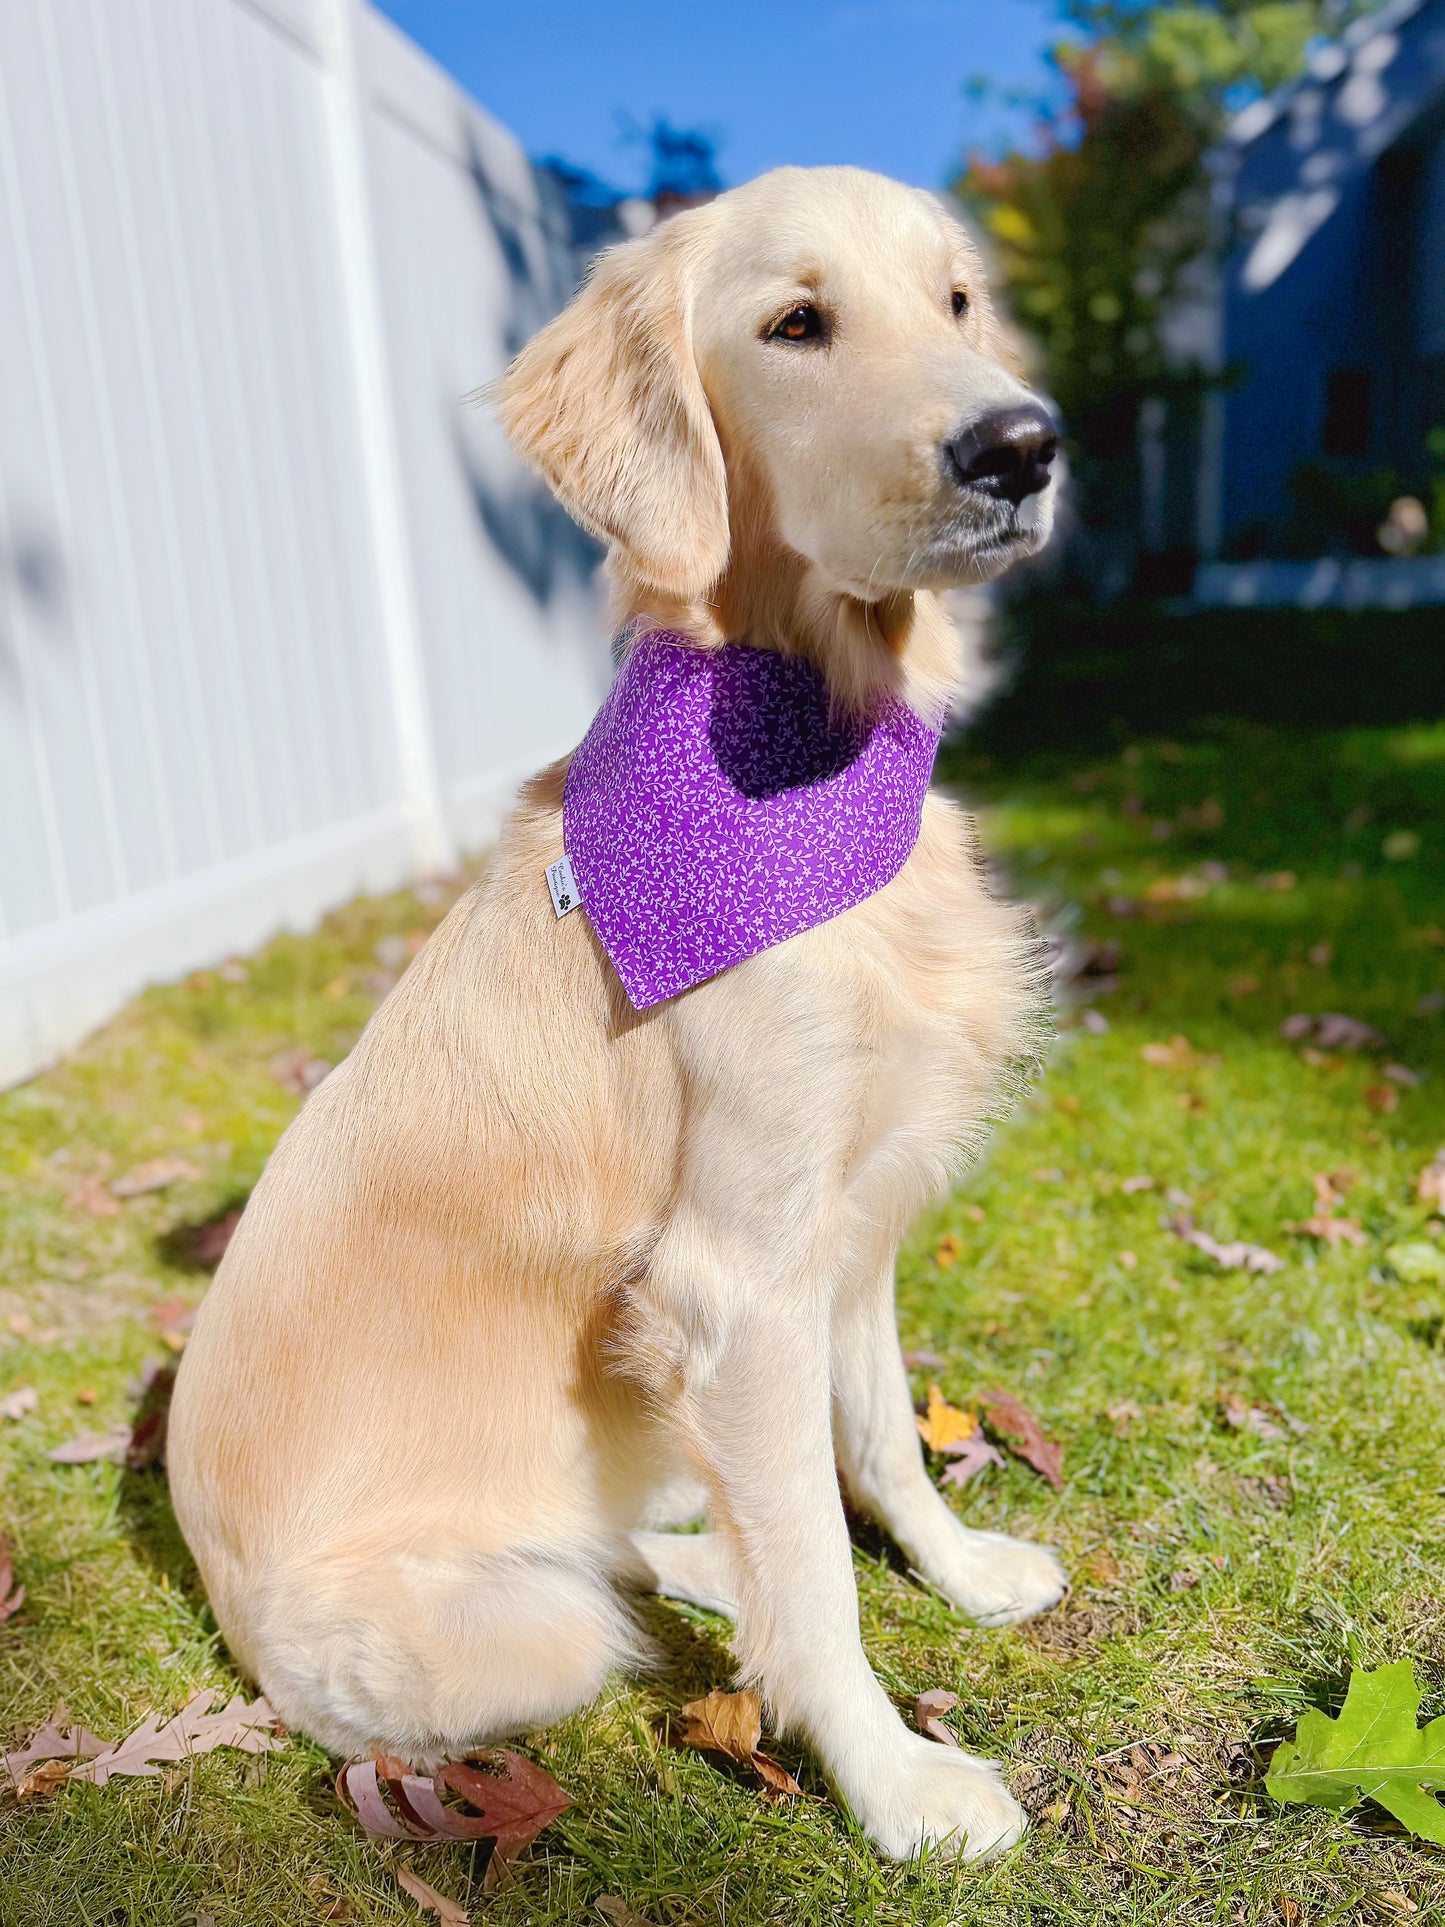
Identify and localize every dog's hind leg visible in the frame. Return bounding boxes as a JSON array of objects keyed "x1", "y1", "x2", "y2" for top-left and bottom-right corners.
[
  {"x1": 250, "y1": 1539, "x2": 640, "y2": 1764},
  {"x1": 831, "y1": 1253, "x2": 1066, "y2": 1626},
  {"x1": 621, "y1": 1530, "x2": 738, "y2": 1617}
]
